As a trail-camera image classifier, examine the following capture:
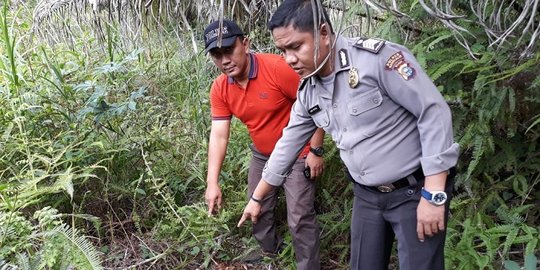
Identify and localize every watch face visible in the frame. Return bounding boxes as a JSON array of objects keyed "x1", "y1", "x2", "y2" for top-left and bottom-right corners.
[
  {"x1": 310, "y1": 147, "x2": 324, "y2": 156},
  {"x1": 432, "y1": 192, "x2": 447, "y2": 205}
]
